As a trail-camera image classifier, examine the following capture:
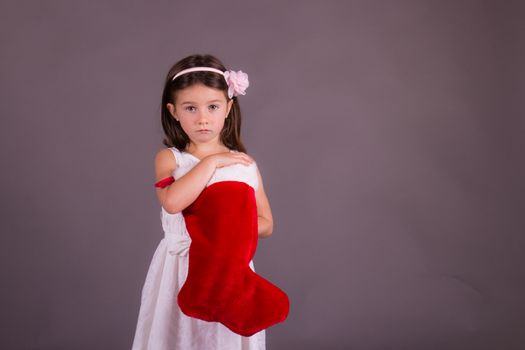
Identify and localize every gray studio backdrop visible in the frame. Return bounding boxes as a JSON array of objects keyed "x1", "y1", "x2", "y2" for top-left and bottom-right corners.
[{"x1": 1, "y1": 1, "x2": 524, "y2": 349}]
